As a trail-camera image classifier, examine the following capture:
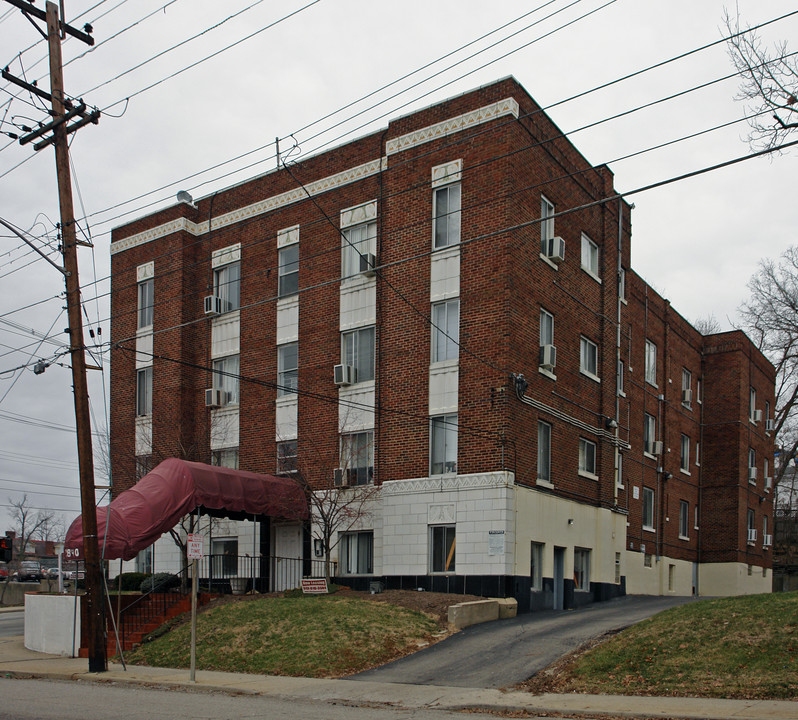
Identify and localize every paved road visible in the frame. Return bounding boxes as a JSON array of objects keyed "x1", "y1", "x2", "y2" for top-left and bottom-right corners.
[
  {"x1": 0, "y1": 609, "x2": 23, "y2": 638},
  {"x1": 351, "y1": 595, "x2": 694, "y2": 689}
]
